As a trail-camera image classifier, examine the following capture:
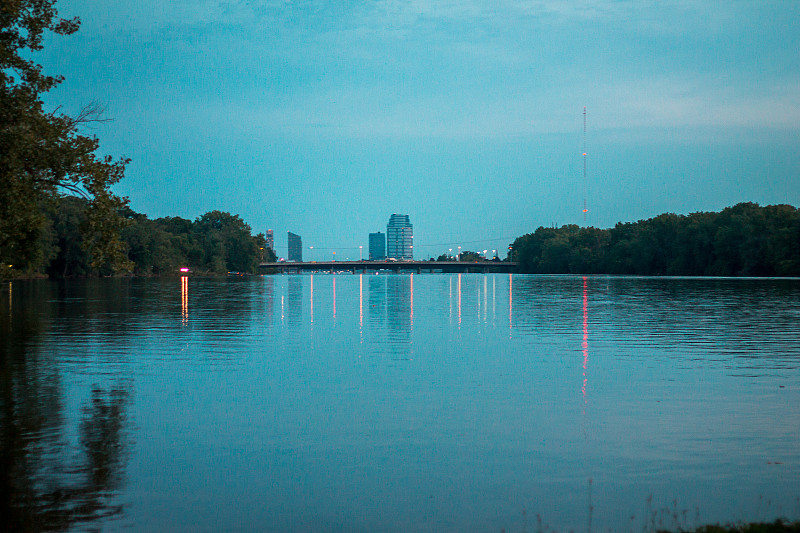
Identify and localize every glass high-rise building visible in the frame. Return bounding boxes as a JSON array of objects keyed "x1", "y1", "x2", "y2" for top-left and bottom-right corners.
[
  {"x1": 265, "y1": 229, "x2": 274, "y2": 251},
  {"x1": 386, "y1": 214, "x2": 413, "y2": 260},
  {"x1": 369, "y1": 232, "x2": 386, "y2": 260},
  {"x1": 287, "y1": 232, "x2": 302, "y2": 262}
]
